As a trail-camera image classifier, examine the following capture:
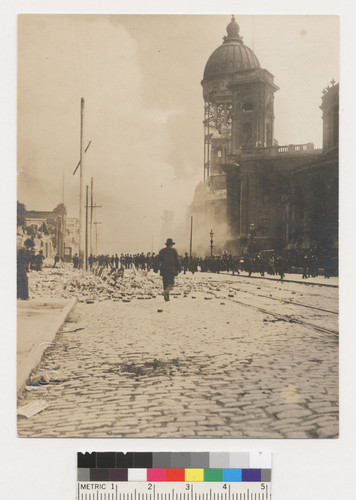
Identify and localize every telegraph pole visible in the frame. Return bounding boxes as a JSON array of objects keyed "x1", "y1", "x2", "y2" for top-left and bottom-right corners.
[
  {"x1": 88, "y1": 193, "x2": 102, "y2": 255},
  {"x1": 85, "y1": 185, "x2": 89, "y2": 270},
  {"x1": 189, "y1": 216, "x2": 193, "y2": 257},
  {"x1": 78, "y1": 97, "x2": 84, "y2": 268},
  {"x1": 94, "y1": 221, "x2": 102, "y2": 255},
  {"x1": 90, "y1": 177, "x2": 94, "y2": 255}
]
